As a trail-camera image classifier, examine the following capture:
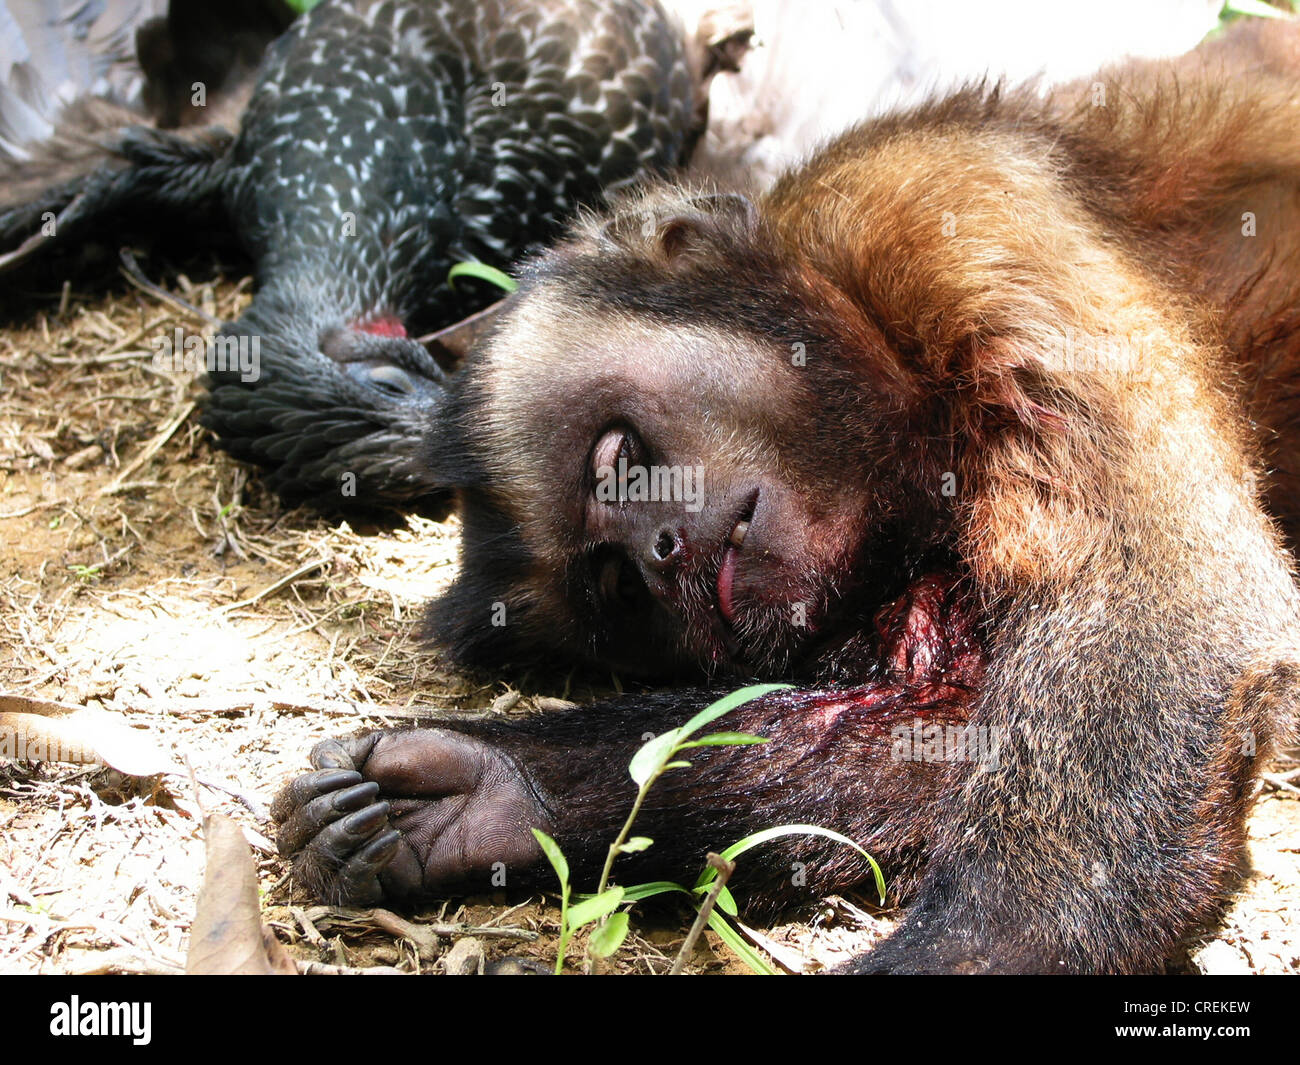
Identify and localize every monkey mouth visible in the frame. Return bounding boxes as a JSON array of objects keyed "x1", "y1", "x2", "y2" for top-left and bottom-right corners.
[{"x1": 716, "y1": 492, "x2": 758, "y2": 626}]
